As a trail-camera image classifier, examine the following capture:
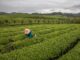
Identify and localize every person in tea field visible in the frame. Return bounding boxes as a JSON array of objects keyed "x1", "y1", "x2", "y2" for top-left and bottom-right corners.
[{"x1": 24, "y1": 28, "x2": 33, "y2": 38}]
